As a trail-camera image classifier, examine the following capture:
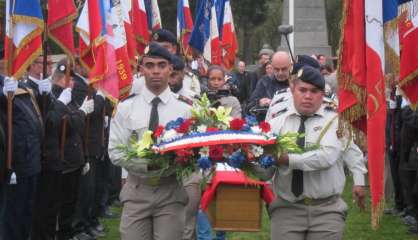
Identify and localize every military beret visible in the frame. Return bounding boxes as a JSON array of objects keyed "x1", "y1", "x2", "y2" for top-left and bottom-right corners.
[
  {"x1": 171, "y1": 55, "x2": 185, "y2": 71},
  {"x1": 292, "y1": 55, "x2": 320, "y2": 74},
  {"x1": 142, "y1": 42, "x2": 173, "y2": 63},
  {"x1": 296, "y1": 65, "x2": 325, "y2": 90},
  {"x1": 152, "y1": 29, "x2": 177, "y2": 45}
]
